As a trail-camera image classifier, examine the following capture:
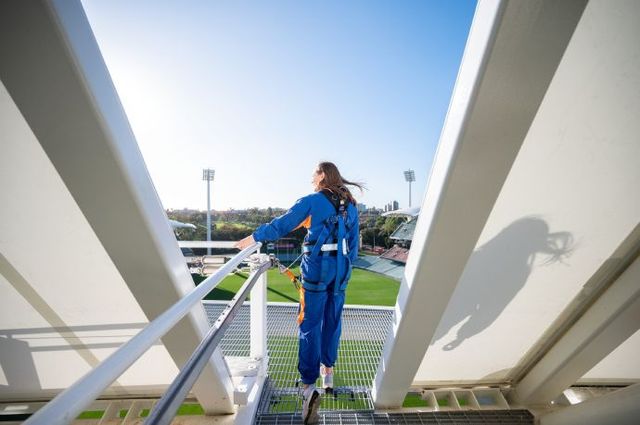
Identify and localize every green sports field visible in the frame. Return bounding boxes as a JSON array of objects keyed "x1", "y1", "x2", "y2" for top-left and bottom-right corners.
[{"x1": 196, "y1": 266, "x2": 399, "y2": 306}]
